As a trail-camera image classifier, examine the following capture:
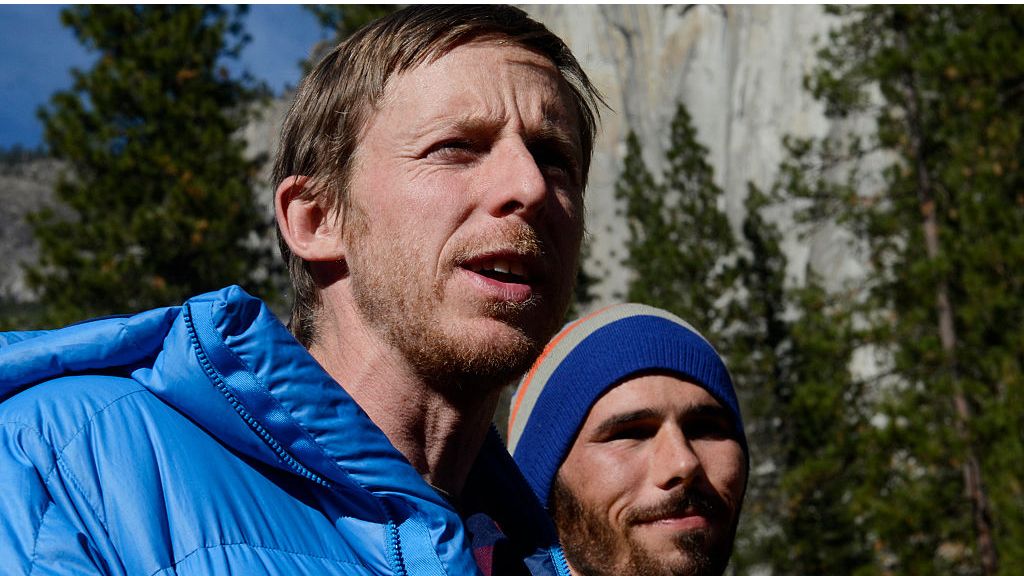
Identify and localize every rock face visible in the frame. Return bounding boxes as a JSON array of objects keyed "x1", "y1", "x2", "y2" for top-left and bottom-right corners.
[
  {"x1": 0, "y1": 158, "x2": 63, "y2": 300},
  {"x1": 2, "y1": 6, "x2": 863, "y2": 305}
]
